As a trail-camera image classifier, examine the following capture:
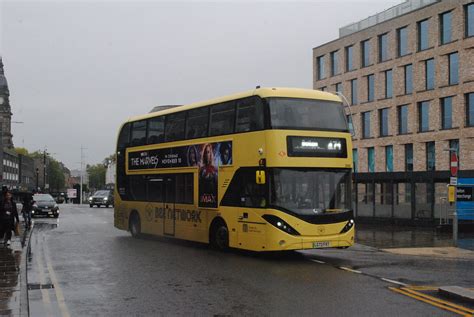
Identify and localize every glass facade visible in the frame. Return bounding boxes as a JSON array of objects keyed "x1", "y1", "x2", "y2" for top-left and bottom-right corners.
[
  {"x1": 317, "y1": 55, "x2": 325, "y2": 80},
  {"x1": 449, "y1": 52, "x2": 459, "y2": 85},
  {"x1": 425, "y1": 58, "x2": 435, "y2": 90},
  {"x1": 385, "y1": 69, "x2": 393, "y2": 98},
  {"x1": 362, "y1": 111, "x2": 371, "y2": 138},
  {"x1": 353, "y1": 149, "x2": 358, "y2": 173},
  {"x1": 368, "y1": 147, "x2": 375, "y2": 173},
  {"x1": 346, "y1": 45, "x2": 354, "y2": 71},
  {"x1": 330, "y1": 50, "x2": 339, "y2": 76},
  {"x1": 335, "y1": 82, "x2": 342, "y2": 94},
  {"x1": 468, "y1": 92, "x2": 474, "y2": 127},
  {"x1": 441, "y1": 96, "x2": 453, "y2": 129},
  {"x1": 418, "y1": 101, "x2": 430, "y2": 132},
  {"x1": 440, "y1": 11, "x2": 452, "y2": 44},
  {"x1": 426, "y1": 141, "x2": 436, "y2": 171},
  {"x1": 418, "y1": 19, "x2": 429, "y2": 51},
  {"x1": 404, "y1": 64, "x2": 413, "y2": 95},
  {"x1": 351, "y1": 79, "x2": 358, "y2": 105},
  {"x1": 367, "y1": 74, "x2": 375, "y2": 102},
  {"x1": 398, "y1": 26, "x2": 408, "y2": 56},
  {"x1": 379, "y1": 33, "x2": 388, "y2": 62},
  {"x1": 362, "y1": 39, "x2": 370, "y2": 67},
  {"x1": 398, "y1": 105, "x2": 409, "y2": 134},
  {"x1": 405, "y1": 144, "x2": 413, "y2": 171},
  {"x1": 379, "y1": 108, "x2": 389, "y2": 137},
  {"x1": 385, "y1": 145, "x2": 393, "y2": 172},
  {"x1": 467, "y1": 3, "x2": 474, "y2": 37}
]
